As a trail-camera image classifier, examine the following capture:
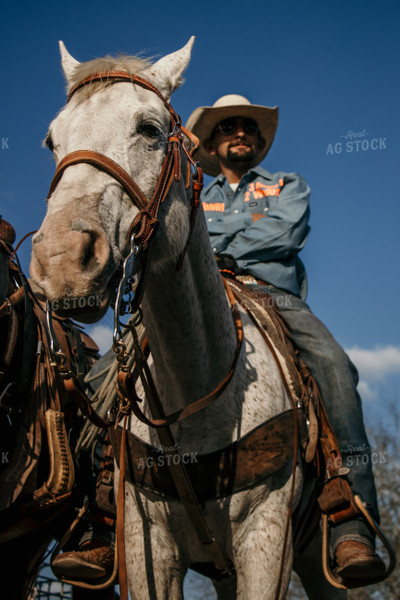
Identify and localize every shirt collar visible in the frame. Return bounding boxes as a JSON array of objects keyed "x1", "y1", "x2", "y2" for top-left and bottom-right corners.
[{"x1": 206, "y1": 165, "x2": 274, "y2": 191}]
